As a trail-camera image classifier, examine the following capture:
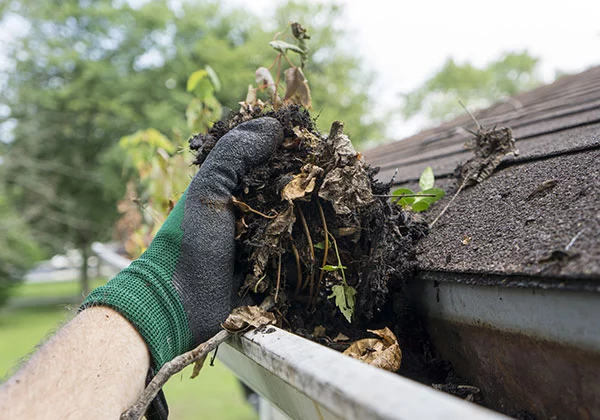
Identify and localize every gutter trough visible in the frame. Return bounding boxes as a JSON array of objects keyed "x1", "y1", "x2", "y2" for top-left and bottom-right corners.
[
  {"x1": 409, "y1": 272, "x2": 600, "y2": 419},
  {"x1": 92, "y1": 242, "x2": 597, "y2": 419}
]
